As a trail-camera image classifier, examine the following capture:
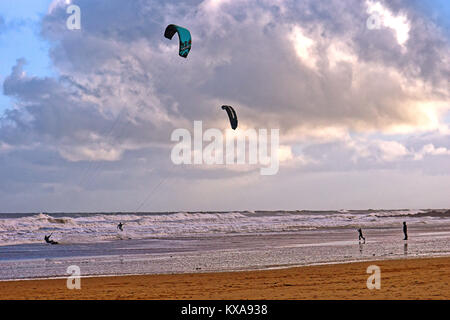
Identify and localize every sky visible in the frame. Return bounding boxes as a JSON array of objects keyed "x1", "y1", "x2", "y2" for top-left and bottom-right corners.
[
  {"x1": 0, "y1": 0, "x2": 55, "y2": 112},
  {"x1": 0, "y1": 0, "x2": 449, "y2": 213}
]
